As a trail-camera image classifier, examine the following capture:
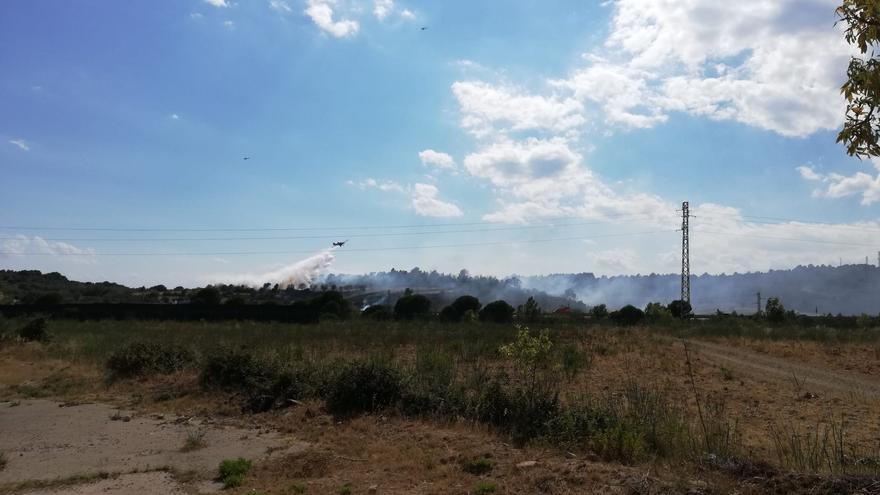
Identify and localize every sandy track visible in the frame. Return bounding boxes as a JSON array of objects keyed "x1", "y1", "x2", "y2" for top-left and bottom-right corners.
[
  {"x1": 681, "y1": 338, "x2": 880, "y2": 399},
  {"x1": 0, "y1": 400, "x2": 307, "y2": 494}
]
